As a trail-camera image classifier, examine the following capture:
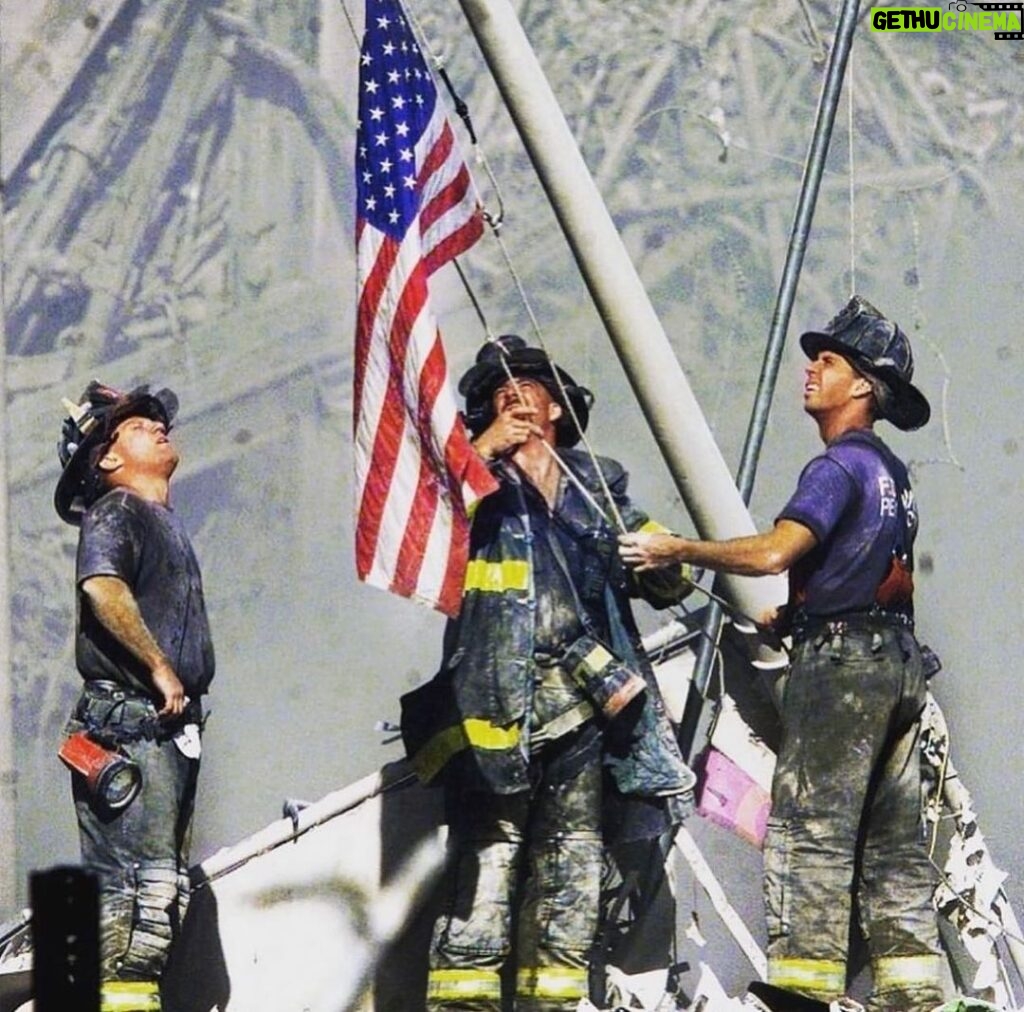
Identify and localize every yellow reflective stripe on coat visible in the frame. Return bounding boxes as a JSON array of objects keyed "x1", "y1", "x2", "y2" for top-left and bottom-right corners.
[
  {"x1": 872, "y1": 953, "x2": 944, "y2": 990},
  {"x1": 101, "y1": 980, "x2": 161, "y2": 1011},
  {"x1": 414, "y1": 717, "x2": 521, "y2": 782},
  {"x1": 768, "y1": 956, "x2": 846, "y2": 996},
  {"x1": 581, "y1": 643, "x2": 612, "y2": 673},
  {"x1": 427, "y1": 967, "x2": 503, "y2": 1000},
  {"x1": 516, "y1": 965, "x2": 588, "y2": 1000},
  {"x1": 464, "y1": 559, "x2": 530, "y2": 593}
]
